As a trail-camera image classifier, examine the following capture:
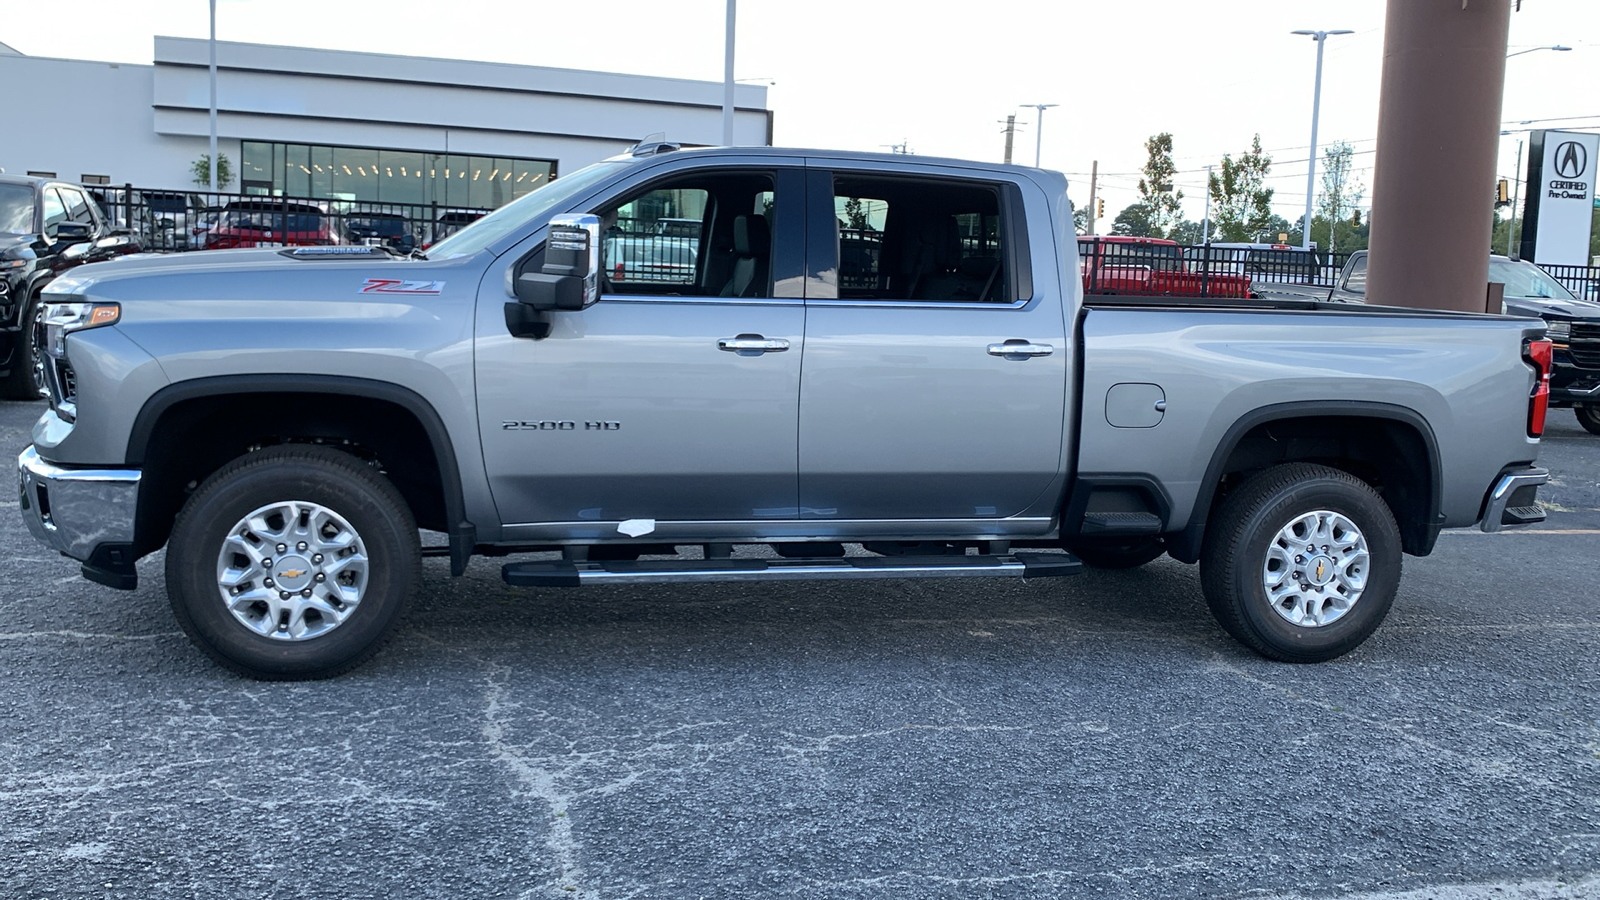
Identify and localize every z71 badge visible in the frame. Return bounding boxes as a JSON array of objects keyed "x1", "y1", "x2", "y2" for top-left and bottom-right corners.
[{"x1": 360, "y1": 278, "x2": 445, "y2": 294}]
